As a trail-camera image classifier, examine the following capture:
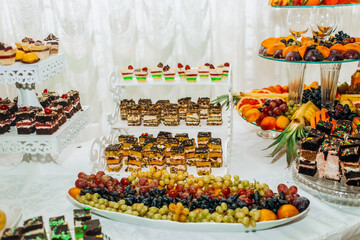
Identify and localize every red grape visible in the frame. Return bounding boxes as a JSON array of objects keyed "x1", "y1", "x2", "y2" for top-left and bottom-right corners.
[
  {"x1": 96, "y1": 171, "x2": 105, "y2": 177},
  {"x1": 276, "y1": 99, "x2": 283, "y2": 106},
  {"x1": 269, "y1": 101, "x2": 277, "y2": 109},
  {"x1": 166, "y1": 184, "x2": 174, "y2": 191},
  {"x1": 106, "y1": 181, "x2": 112, "y2": 188},
  {"x1": 268, "y1": 110, "x2": 273, "y2": 116},
  {"x1": 139, "y1": 186, "x2": 149, "y2": 195},
  {"x1": 139, "y1": 177, "x2": 148, "y2": 186},
  {"x1": 78, "y1": 172, "x2": 86, "y2": 179},
  {"x1": 95, "y1": 177, "x2": 102, "y2": 185},
  {"x1": 246, "y1": 189, "x2": 254, "y2": 198},
  {"x1": 222, "y1": 187, "x2": 230, "y2": 196},
  {"x1": 150, "y1": 179, "x2": 159, "y2": 188},
  {"x1": 89, "y1": 174, "x2": 96, "y2": 180},
  {"x1": 265, "y1": 189, "x2": 274, "y2": 198},
  {"x1": 189, "y1": 185, "x2": 198, "y2": 195},
  {"x1": 108, "y1": 186, "x2": 114, "y2": 193},
  {"x1": 112, "y1": 178, "x2": 119, "y2": 186},
  {"x1": 210, "y1": 194, "x2": 217, "y2": 200},
  {"x1": 85, "y1": 181, "x2": 91, "y2": 188},
  {"x1": 262, "y1": 106, "x2": 270, "y2": 114},
  {"x1": 206, "y1": 187, "x2": 215, "y2": 195},
  {"x1": 237, "y1": 188, "x2": 246, "y2": 196},
  {"x1": 120, "y1": 177, "x2": 129, "y2": 186},
  {"x1": 75, "y1": 179, "x2": 82, "y2": 188},
  {"x1": 273, "y1": 107, "x2": 282, "y2": 116},
  {"x1": 175, "y1": 184, "x2": 184, "y2": 193},
  {"x1": 279, "y1": 103, "x2": 288, "y2": 112},
  {"x1": 90, "y1": 183, "x2": 97, "y2": 188},
  {"x1": 277, "y1": 184, "x2": 289, "y2": 194},
  {"x1": 285, "y1": 194, "x2": 294, "y2": 203},
  {"x1": 244, "y1": 198, "x2": 252, "y2": 205},
  {"x1": 183, "y1": 187, "x2": 189, "y2": 193},
  {"x1": 98, "y1": 183, "x2": 105, "y2": 189},
  {"x1": 168, "y1": 189, "x2": 177, "y2": 198},
  {"x1": 289, "y1": 185, "x2": 298, "y2": 195},
  {"x1": 181, "y1": 192, "x2": 190, "y2": 199},
  {"x1": 101, "y1": 175, "x2": 111, "y2": 183}
]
